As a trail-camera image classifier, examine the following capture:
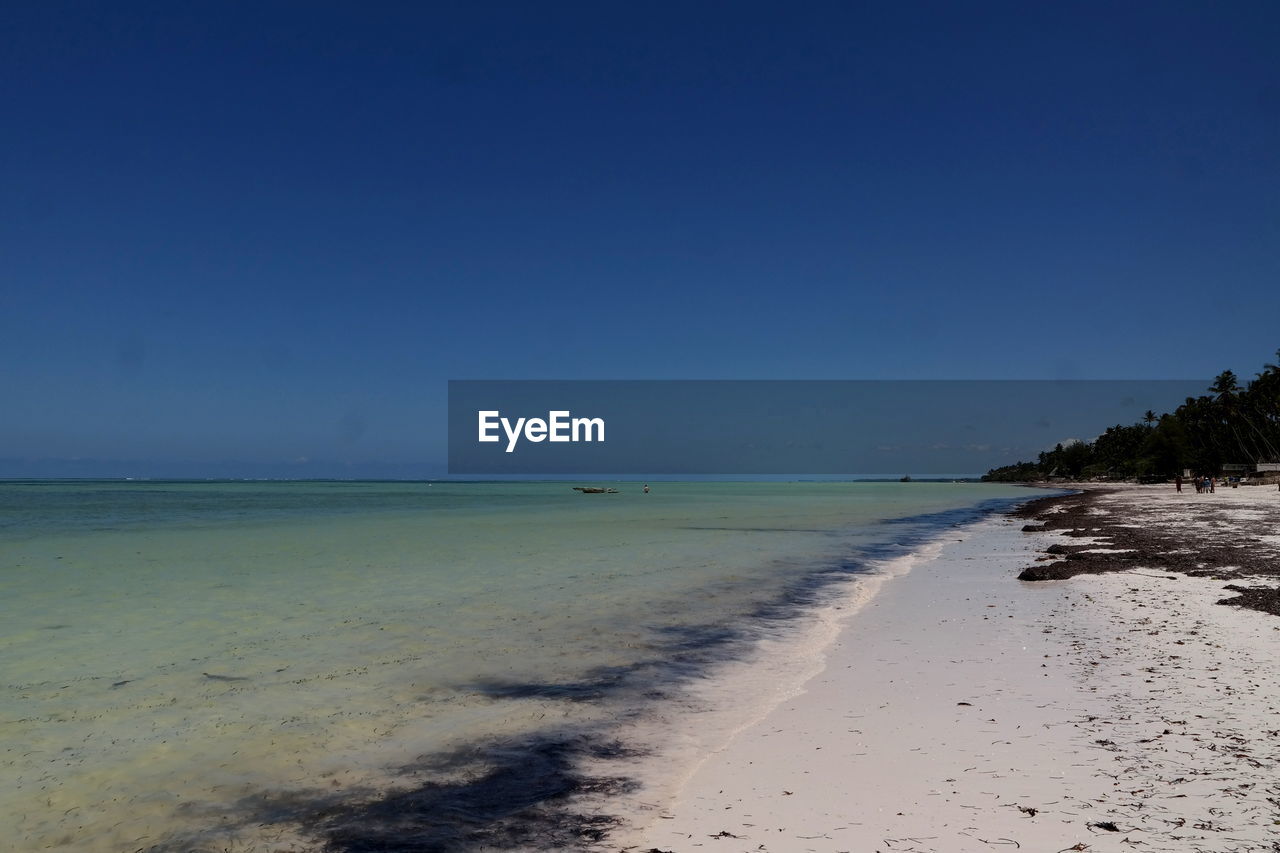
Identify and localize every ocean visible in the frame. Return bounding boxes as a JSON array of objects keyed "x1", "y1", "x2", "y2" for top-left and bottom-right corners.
[{"x1": 0, "y1": 480, "x2": 1034, "y2": 852}]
